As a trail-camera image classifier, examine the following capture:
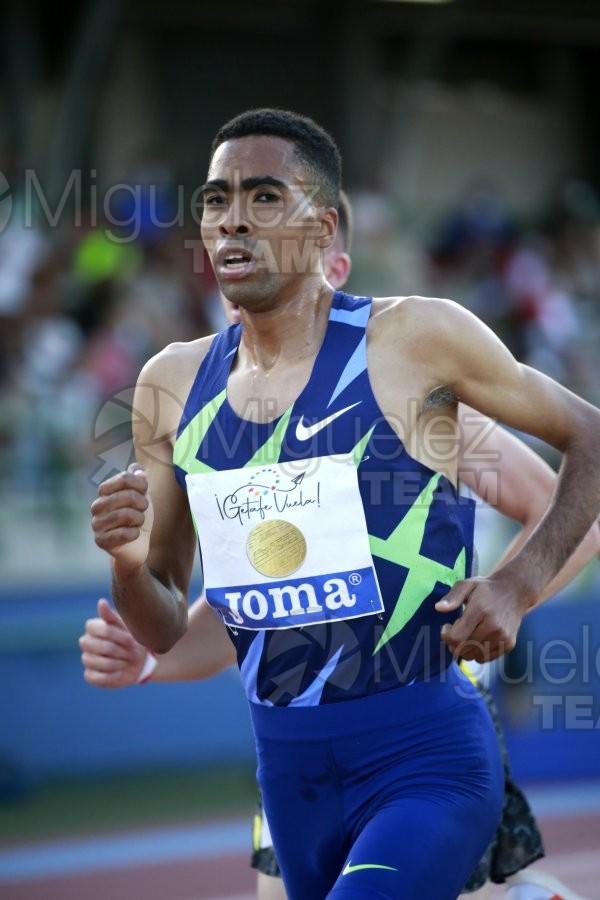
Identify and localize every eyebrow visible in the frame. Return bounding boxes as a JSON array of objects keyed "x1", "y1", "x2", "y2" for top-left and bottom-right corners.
[{"x1": 201, "y1": 176, "x2": 288, "y2": 194}]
